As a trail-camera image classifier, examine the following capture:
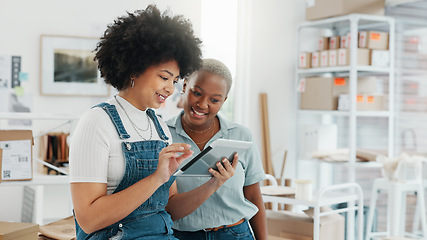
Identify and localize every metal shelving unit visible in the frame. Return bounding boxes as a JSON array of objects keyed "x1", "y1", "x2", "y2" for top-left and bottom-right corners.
[{"x1": 294, "y1": 14, "x2": 395, "y2": 186}]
